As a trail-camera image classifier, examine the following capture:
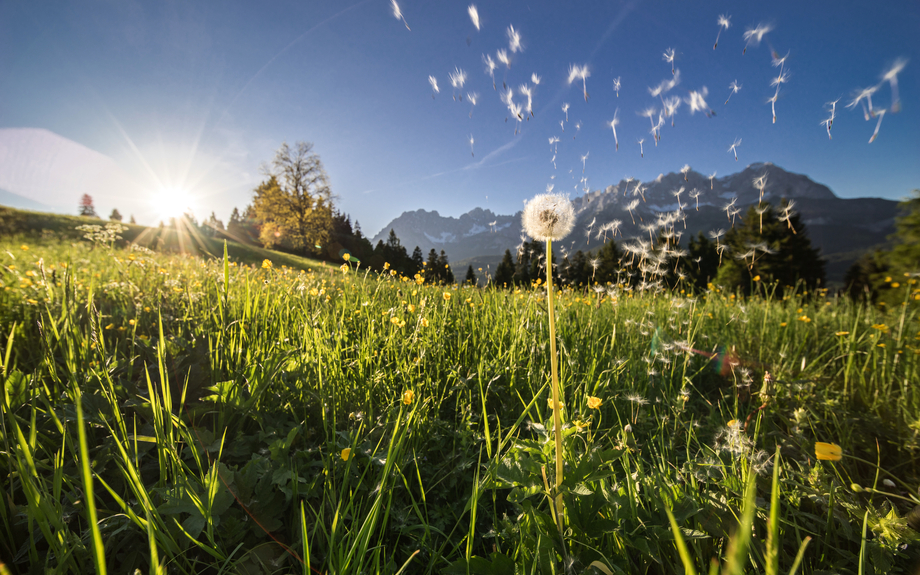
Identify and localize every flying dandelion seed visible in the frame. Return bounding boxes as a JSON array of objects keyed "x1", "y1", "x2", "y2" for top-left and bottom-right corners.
[
  {"x1": 755, "y1": 202, "x2": 770, "y2": 233},
  {"x1": 626, "y1": 198, "x2": 640, "y2": 223},
  {"x1": 880, "y1": 57, "x2": 908, "y2": 113},
  {"x1": 848, "y1": 85, "x2": 879, "y2": 121},
  {"x1": 391, "y1": 0, "x2": 411, "y2": 30},
  {"x1": 649, "y1": 70, "x2": 681, "y2": 98},
  {"x1": 581, "y1": 152, "x2": 589, "y2": 175},
  {"x1": 689, "y1": 188, "x2": 702, "y2": 210},
  {"x1": 685, "y1": 87, "x2": 714, "y2": 117},
  {"x1": 714, "y1": 14, "x2": 731, "y2": 49},
  {"x1": 640, "y1": 106, "x2": 657, "y2": 132},
  {"x1": 725, "y1": 80, "x2": 742, "y2": 104},
  {"x1": 496, "y1": 48, "x2": 511, "y2": 69},
  {"x1": 742, "y1": 22, "x2": 773, "y2": 55},
  {"x1": 531, "y1": 73, "x2": 541, "y2": 85},
  {"x1": 769, "y1": 70, "x2": 790, "y2": 123},
  {"x1": 467, "y1": 92, "x2": 478, "y2": 117},
  {"x1": 780, "y1": 200, "x2": 797, "y2": 233},
  {"x1": 772, "y1": 50, "x2": 790, "y2": 72},
  {"x1": 507, "y1": 24, "x2": 523, "y2": 53},
  {"x1": 428, "y1": 75, "x2": 439, "y2": 98},
  {"x1": 449, "y1": 67, "x2": 467, "y2": 100},
  {"x1": 868, "y1": 108, "x2": 887, "y2": 143},
  {"x1": 468, "y1": 5, "x2": 480, "y2": 31},
  {"x1": 482, "y1": 54, "x2": 497, "y2": 89},
  {"x1": 561, "y1": 102, "x2": 570, "y2": 123},
  {"x1": 821, "y1": 98, "x2": 839, "y2": 139},
  {"x1": 722, "y1": 197, "x2": 738, "y2": 223},
  {"x1": 612, "y1": 76, "x2": 622, "y2": 98},
  {"x1": 469, "y1": 134, "x2": 475, "y2": 156},
  {"x1": 753, "y1": 174, "x2": 767, "y2": 203},
  {"x1": 567, "y1": 64, "x2": 591, "y2": 102},
  {"x1": 574, "y1": 121, "x2": 582, "y2": 139},
  {"x1": 663, "y1": 48, "x2": 676, "y2": 75},
  {"x1": 519, "y1": 83, "x2": 534, "y2": 116},
  {"x1": 708, "y1": 171, "x2": 717, "y2": 189},
  {"x1": 636, "y1": 138, "x2": 645, "y2": 158},
  {"x1": 662, "y1": 96, "x2": 681, "y2": 126},
  {"x1": 680, "y1": 165, "x2": 691, "y2": 181},
  {"x1": 728, "y1": 138, "x2": 741, "y2": 161},
  {"x1": 608, "y1": 109, "x2": 620, "y2": 150},
  {"x1": 634, "y1": 180, "x2": 646, "y2": 201}
]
